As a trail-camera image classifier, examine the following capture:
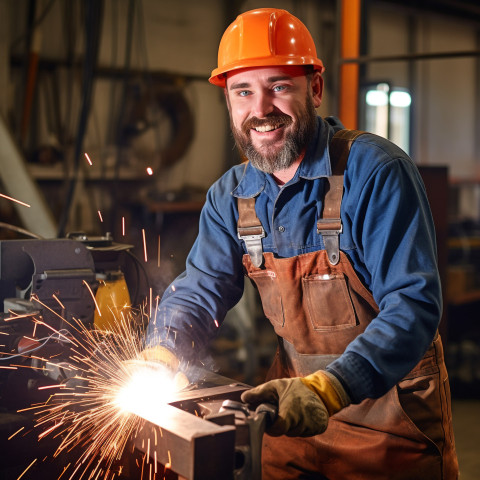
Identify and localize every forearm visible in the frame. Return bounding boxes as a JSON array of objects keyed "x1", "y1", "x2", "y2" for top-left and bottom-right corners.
[{"x1": 146, "y1": 203, "x2": 245, "y2": 362}]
